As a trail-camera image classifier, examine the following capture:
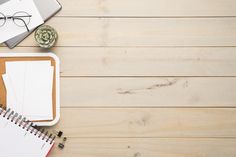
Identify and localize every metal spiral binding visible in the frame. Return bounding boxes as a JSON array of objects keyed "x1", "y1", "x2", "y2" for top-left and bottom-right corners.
[{"x1": 0, "y1": 107, "x2": 55, "y2": 144}]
